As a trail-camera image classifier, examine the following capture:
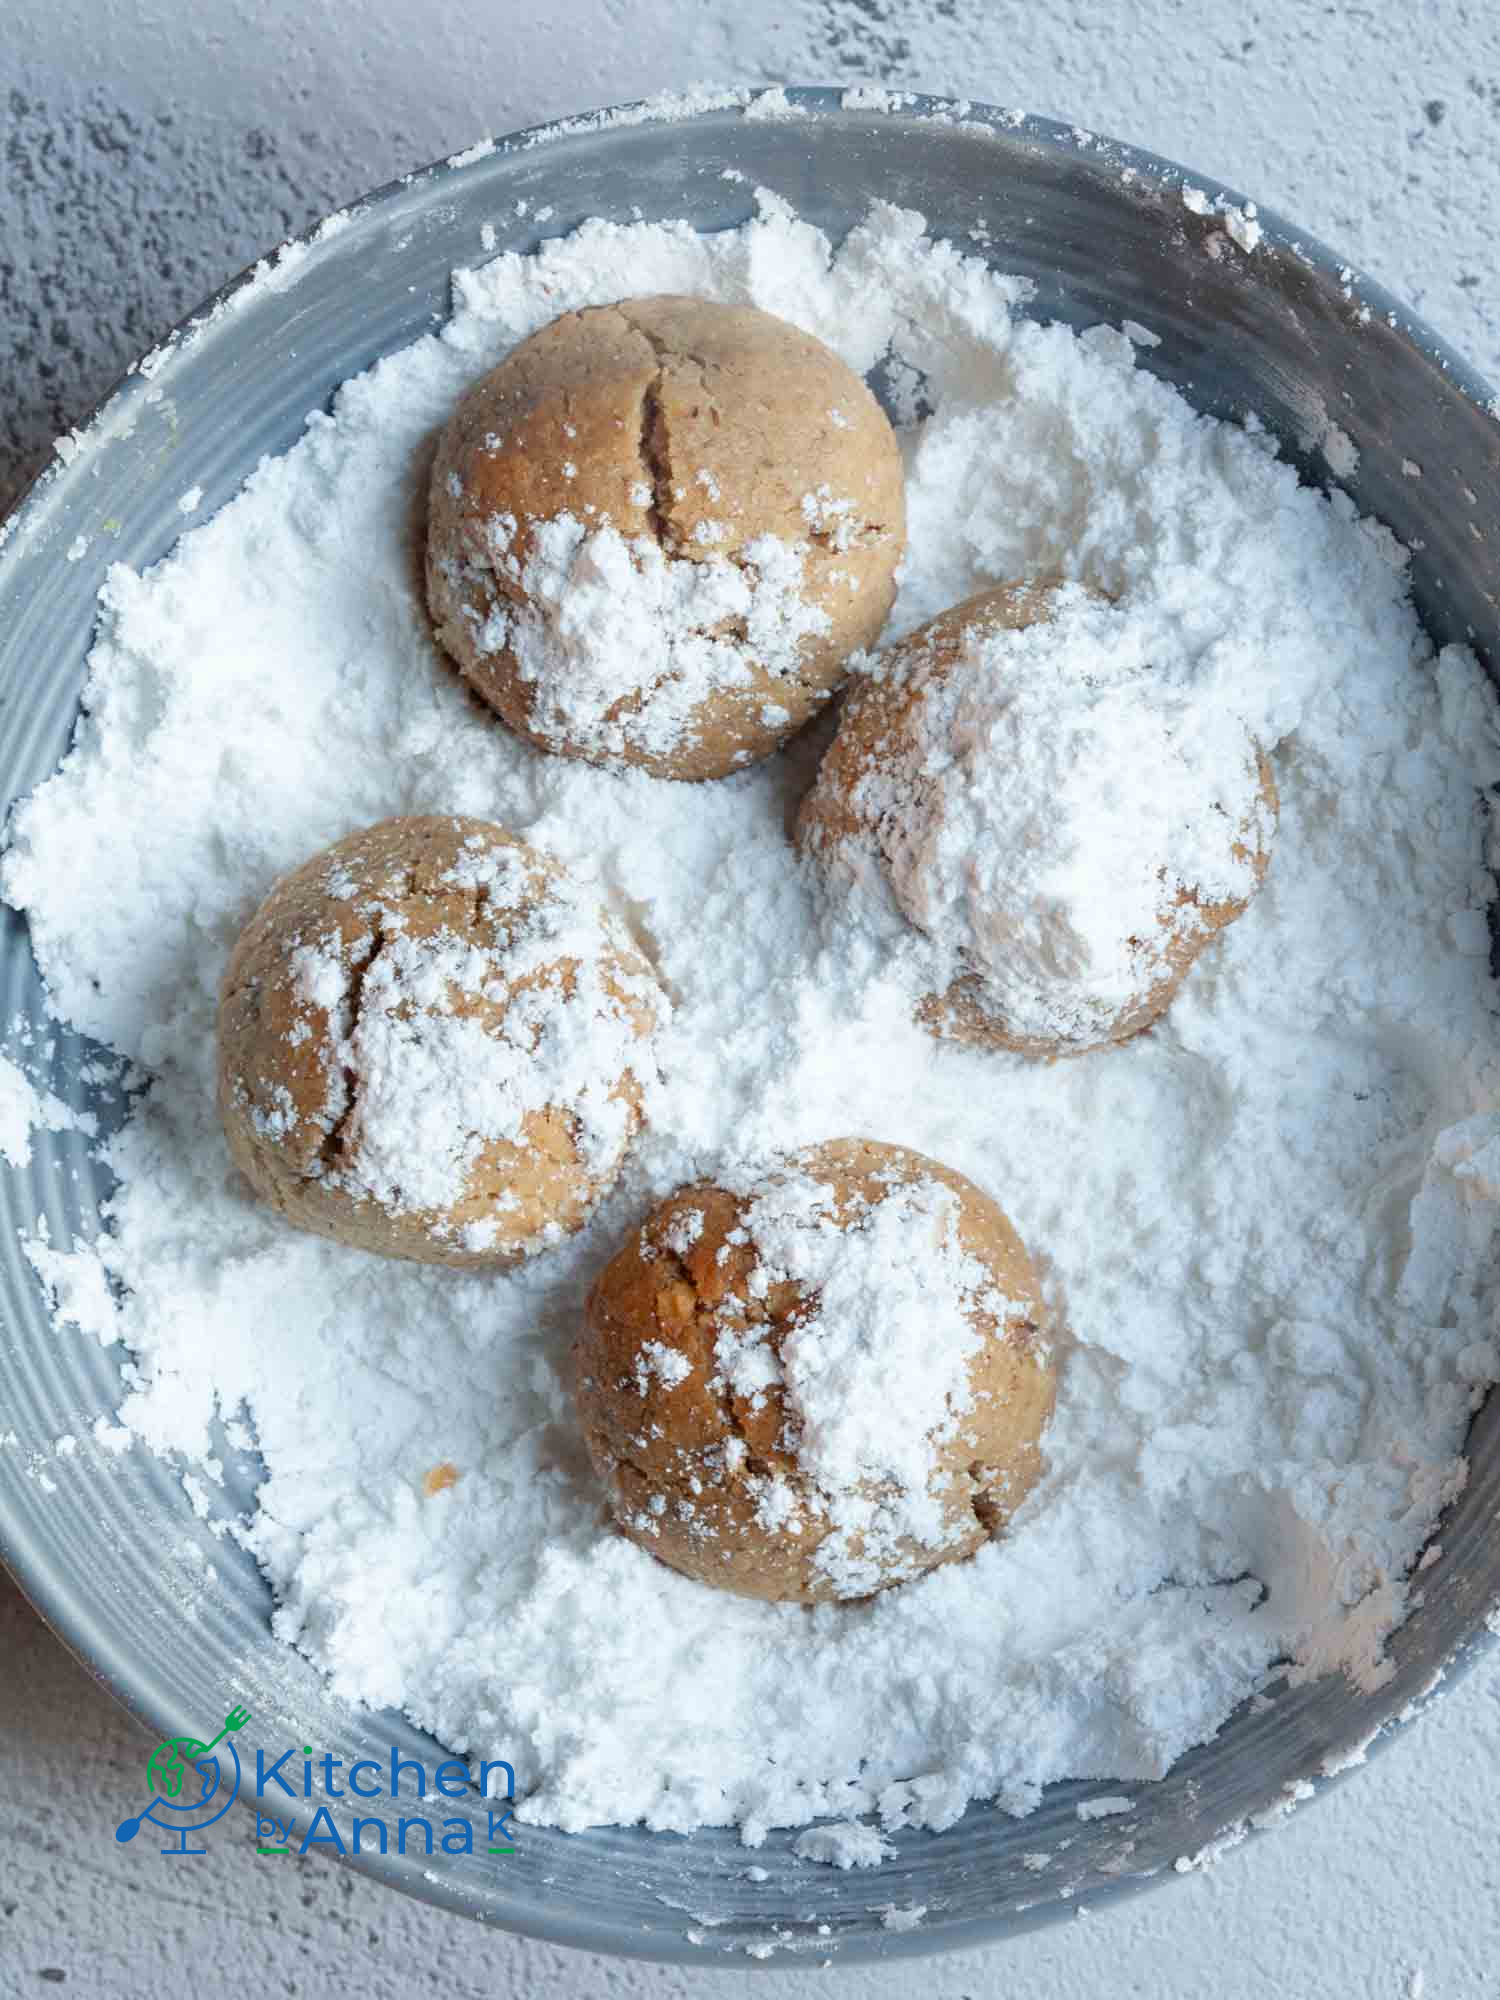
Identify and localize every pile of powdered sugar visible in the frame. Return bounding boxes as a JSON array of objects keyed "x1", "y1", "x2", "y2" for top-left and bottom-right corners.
[{"x1": 7, "y1": 192, "x2": 1500, "y2": 1844}]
